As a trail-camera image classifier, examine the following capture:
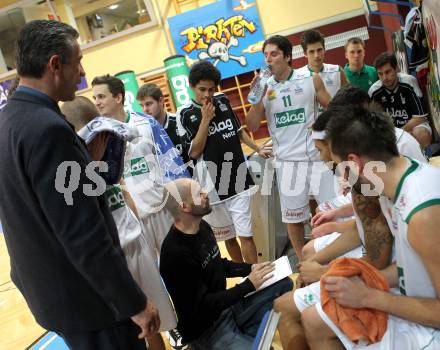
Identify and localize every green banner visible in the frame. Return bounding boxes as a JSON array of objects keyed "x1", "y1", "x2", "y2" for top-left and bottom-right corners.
[
  {"x1": 115, "y1": 70, "x2": 143, "y2": 113},
  {"x1": 164, "y1": 55, "x2": 194, "y2": 109}
]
